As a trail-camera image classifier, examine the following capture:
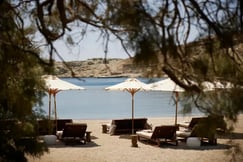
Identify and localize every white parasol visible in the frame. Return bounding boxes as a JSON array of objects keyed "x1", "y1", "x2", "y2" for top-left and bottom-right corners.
[
  {"x1": 149, "y1": 78, "x2": 185, "y2": 125},
  {"x1": 42, "y1": 75, "x2": 85, "y2": 122},
  {"x1": 149, "y1": 78, "x2": 233, "y2": 125},
  {"x1": 105, "y1": 78, "x2": 151, "y2": 134}
]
